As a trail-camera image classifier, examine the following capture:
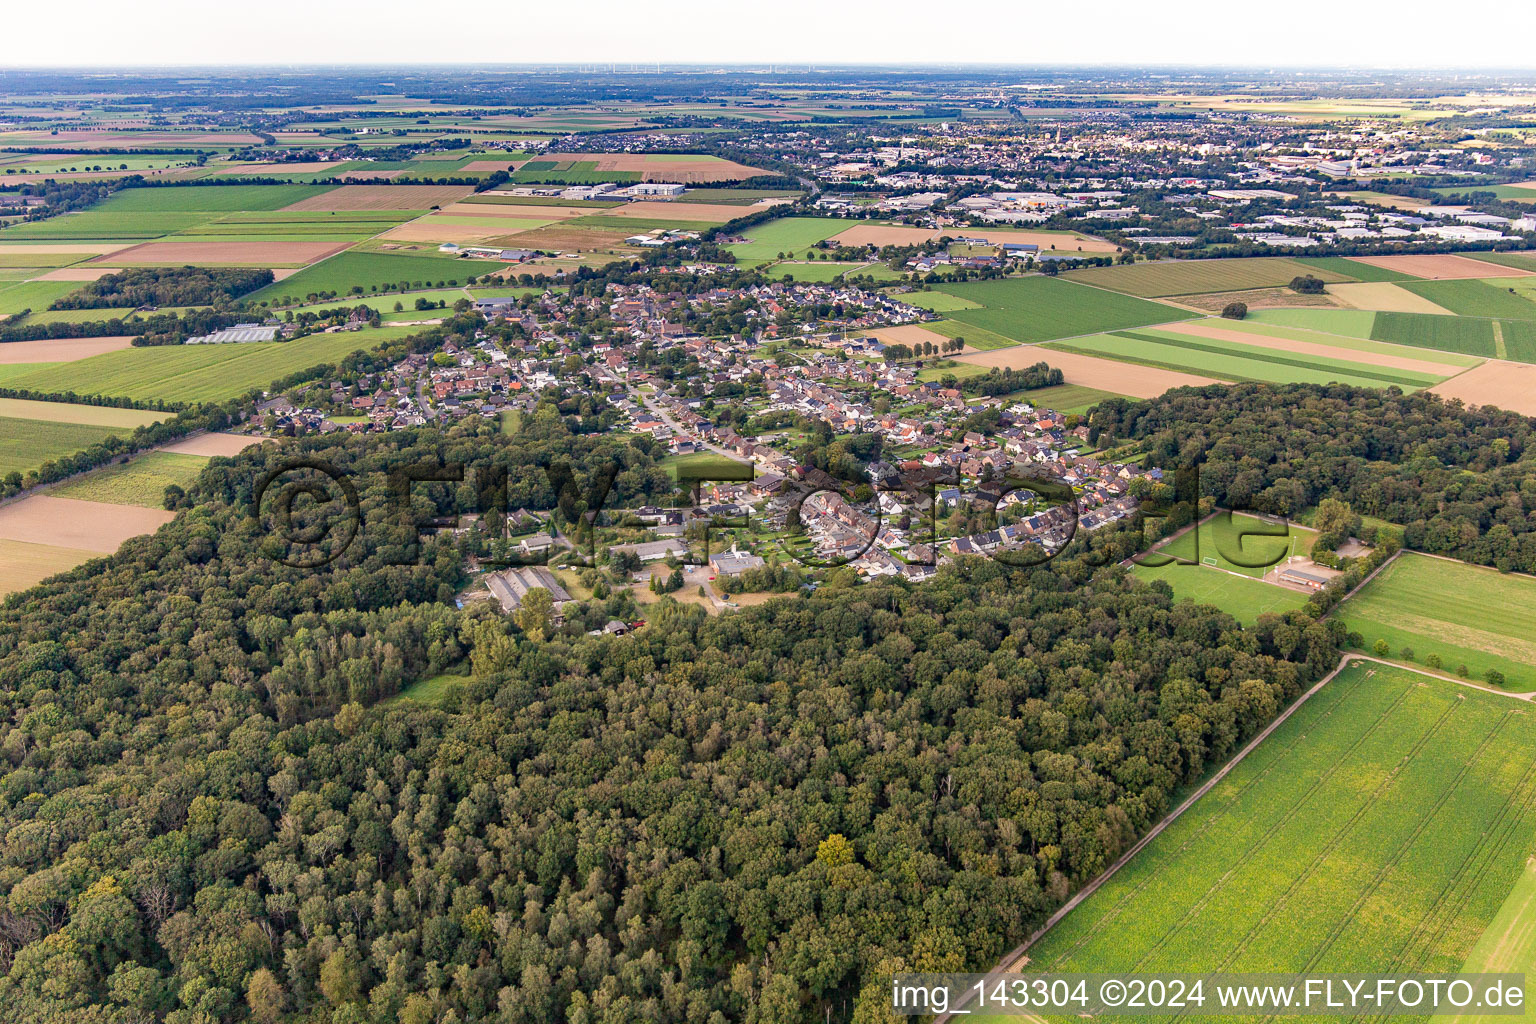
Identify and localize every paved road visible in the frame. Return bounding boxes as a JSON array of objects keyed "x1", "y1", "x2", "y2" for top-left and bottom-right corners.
[{"x1": 634, "y1": 390, "x2": 741, "y2": 460}]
